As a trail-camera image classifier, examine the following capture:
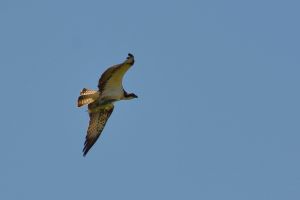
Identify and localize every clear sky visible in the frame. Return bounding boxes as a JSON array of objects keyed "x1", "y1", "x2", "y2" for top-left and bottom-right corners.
[{"x1": 0, "y1": 0, "x2": 299, "y2": 199}]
